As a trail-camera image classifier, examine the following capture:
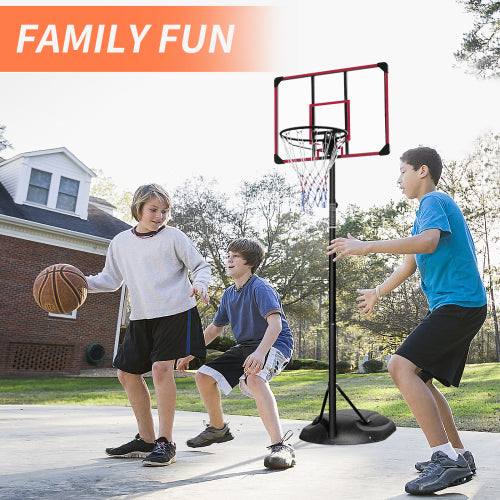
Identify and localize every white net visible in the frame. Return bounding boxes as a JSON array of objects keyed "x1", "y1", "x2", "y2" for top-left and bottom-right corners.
[{"x1": 280, "y1": 126, "x2": 347, "y2": 209}]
